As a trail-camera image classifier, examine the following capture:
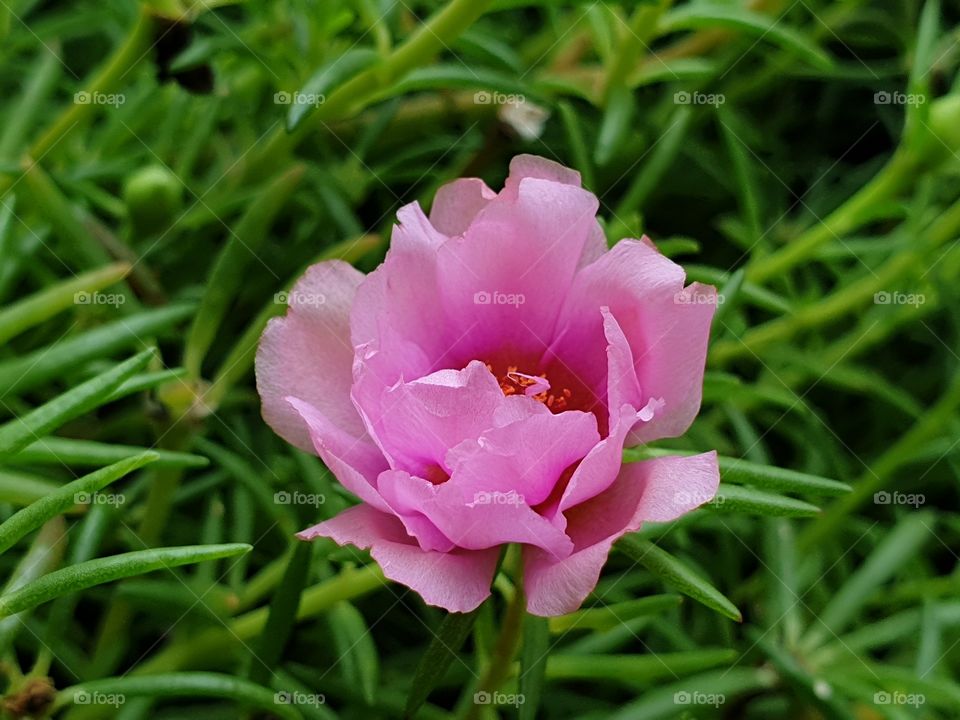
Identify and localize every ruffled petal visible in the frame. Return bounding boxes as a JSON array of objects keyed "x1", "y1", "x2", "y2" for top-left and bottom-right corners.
[
  {"x1": 376, "y1": 470, "x2": 455, "y2": 552},
  {"x1": 350, "y1": 202, "x2": 450, "y2": 368},
  {"x1": 298, "y1": 505, "x2": 500, "y2": 613},
  {"x1": 402, "y1": 410, "x2": 600, "y2": 557},
  {"x1": 504, "y1": 154, "x2": 607, "y2": 269},
  {"x1": 502, "y1": 154, "x2": 582, "y2": 197},
  {"x1": 371, "y1": 360, "x2": 506, "y2": 475},
  {"x1": 524, "y1": 452, "x2": 719, "y2": 616},
  {"x1": 255, "y1": 260, "x2": 366, "y2": 453},
  {"x1": 429, "y1": 178, "x2": 497, "y2": 236},
  {"x1": 434, "y1": 176, "x2": 600, "y2": 364},
  {"x1": 388, "y1": 466, "x2": 574, "y2": 558},
  {"x1": 286, "y1": 397, "x2": 391, "y2": 514},
  {"x1": 550, "y1": 239, "x2": 715, "y2": 444}
]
